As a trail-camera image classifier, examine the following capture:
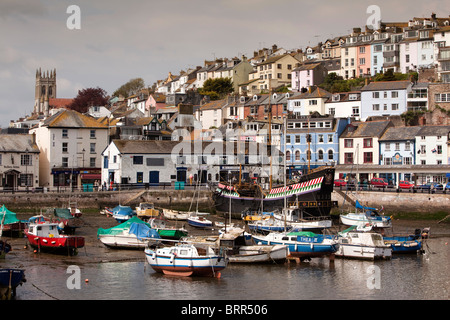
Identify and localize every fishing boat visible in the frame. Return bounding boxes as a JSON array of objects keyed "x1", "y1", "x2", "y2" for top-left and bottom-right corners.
[
  {"x1": 0, "y1": 268, "x2": 26, "y2": 300},
  {"x1": 247, "y1": 215, "x2": 292, "y2": 233},
  {"x1": 148, "y1": 217, "x2": 188, "y2": 240},
  {"x1": 340, "y1": 201, "x2": 392, "y2": 229},
  {"x1": 68, "y1": 201, "x2": 82, "y2": 218},
  {"x1": 0, "y1": 205, "x2": 27, "y2": 236},
  {"x1": 252, "y1": 231, "x2": 339, "y2": 261},
  {"x1": 187, "y1": 214, "x2": 213, "y2": 228},
  {"x1": 383, "y1": 229, "x2": 424, "y2": 254},
  {"x1": 25, "y1": 222, "x2": 85, "y2": 255},
  {"x1": 144, "y1": 243, "x2": 228, "y2": 277},
  {"x1": 46, "y1": 208, "x2": 84, "y2": 234},
  {"x1": 219, "y1": 227, "x2": 287, "y2": 263},
  {"x1": 162, "y1": 209, "x2": 190, "y2": 221},
  {"x1": 97, "y1": 216, "x2": 161, "y2": 249},
  {"x1": 108, "y1": 205, "x2": 136, "y2": 223},
  {"x1": 335, "y1": 226, "x2": 392, "y2": 260},
  {"x1": 136, "y1": 202, "x2": 160, "y2": 221}
]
